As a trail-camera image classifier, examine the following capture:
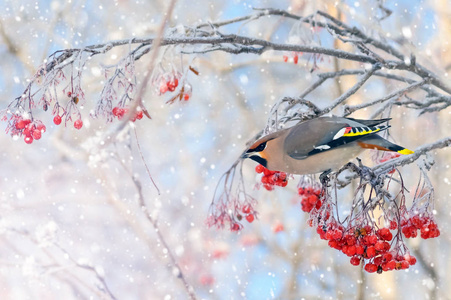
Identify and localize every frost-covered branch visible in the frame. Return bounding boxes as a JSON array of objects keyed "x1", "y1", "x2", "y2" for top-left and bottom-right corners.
[{"x1": 373, "y1": 137, "x2": 451, "y2": 175}]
